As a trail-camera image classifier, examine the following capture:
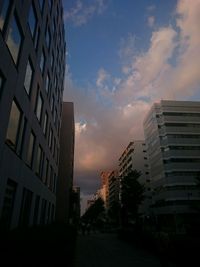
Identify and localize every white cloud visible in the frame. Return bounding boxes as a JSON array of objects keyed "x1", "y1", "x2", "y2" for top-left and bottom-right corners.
[
  {"x1": 64, "y1": 0, "x2": 108, "y2": 26},
  {"x1": 147, "y1": 16, "x2": 155, "y2": 27}
]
